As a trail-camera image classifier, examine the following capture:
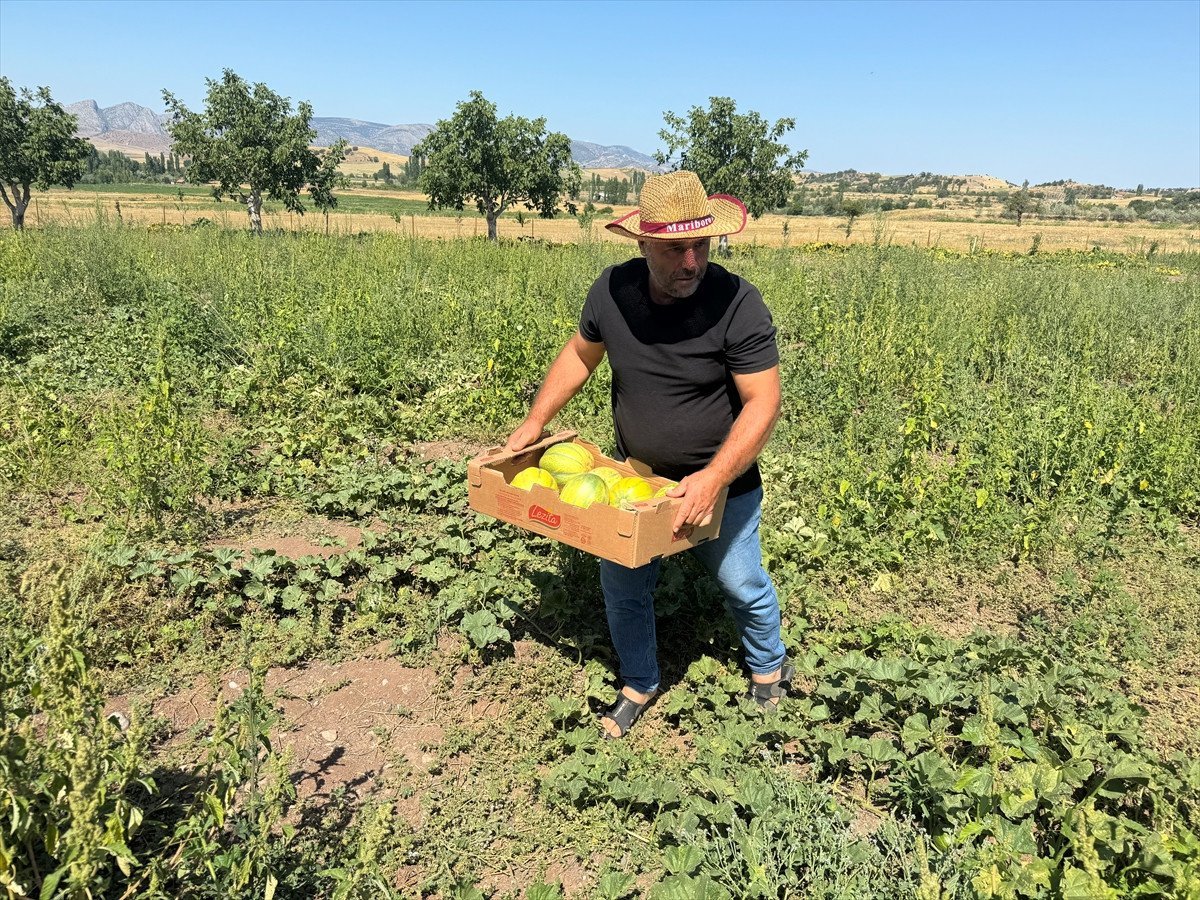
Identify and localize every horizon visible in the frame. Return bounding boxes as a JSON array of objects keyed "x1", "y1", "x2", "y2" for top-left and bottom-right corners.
[{"x1": 1, "y1": 0, "x2": 1197, "y2": 188}]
